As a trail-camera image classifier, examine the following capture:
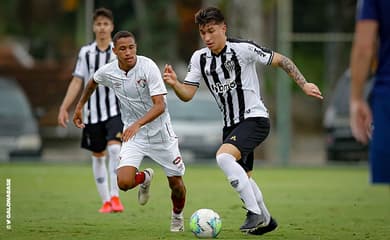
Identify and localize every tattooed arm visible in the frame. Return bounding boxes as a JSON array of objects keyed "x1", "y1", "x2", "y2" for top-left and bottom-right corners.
[
  {"x1": 72, "y1": 79, "x2": 99, "y2": 128},
  {"x1": 271, "y1": 52, "x2": 323, "y2": 99}
]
